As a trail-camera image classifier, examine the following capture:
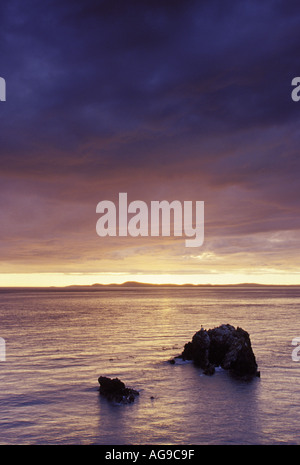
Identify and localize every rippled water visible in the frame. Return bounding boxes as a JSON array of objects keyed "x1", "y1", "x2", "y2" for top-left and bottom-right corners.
[{"x1": 0, "y1": 286, "x2": 299, "y2": 445}]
